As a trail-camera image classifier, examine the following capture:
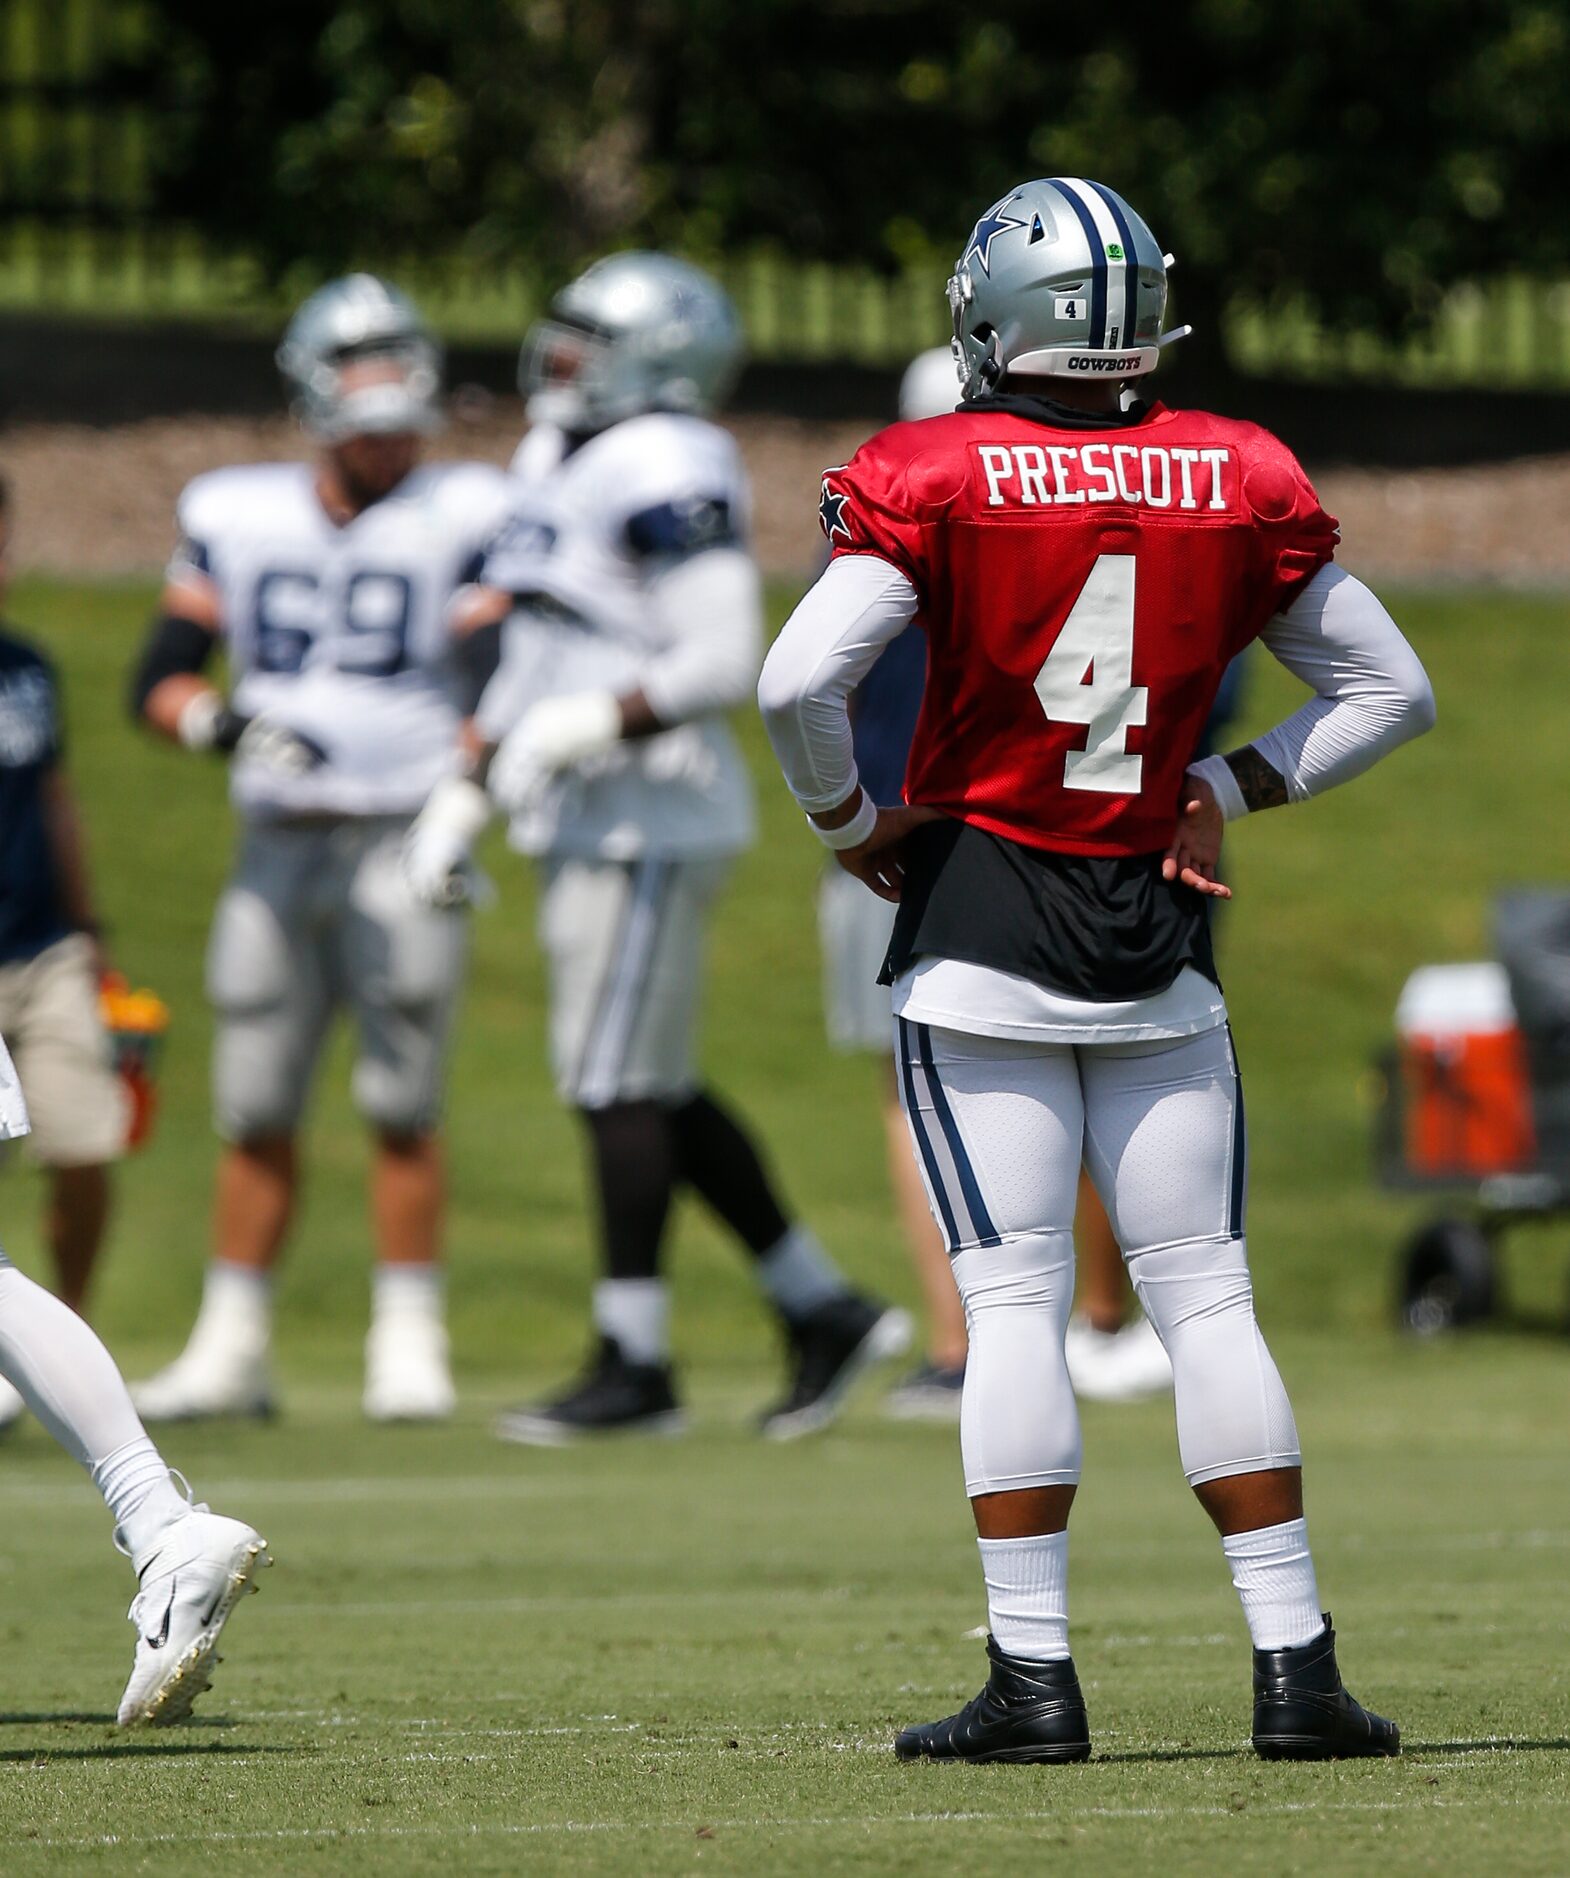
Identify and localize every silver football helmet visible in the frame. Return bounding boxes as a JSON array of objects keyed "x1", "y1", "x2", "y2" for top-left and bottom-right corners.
[
  {"x1": 277, "y1": 274, "x2": 442, "y2": 442},
  {"x1": 899, "y1": 345, "x2": 962, "y2": 422},
  {"x1": 947, "y1": 179, "x2": 1190, "y2": 398},
  {"x1": 520, "y1": 252, "x2": 744, "y2": 432}
]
